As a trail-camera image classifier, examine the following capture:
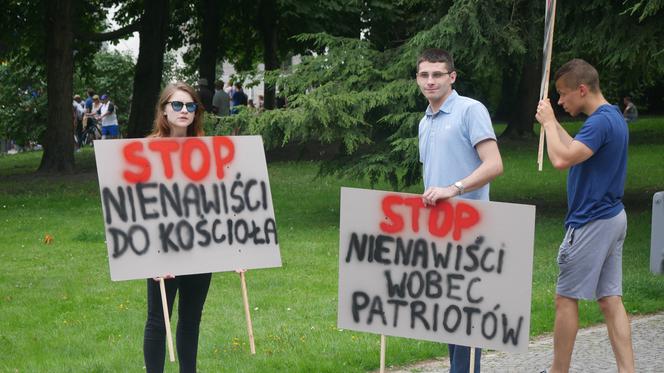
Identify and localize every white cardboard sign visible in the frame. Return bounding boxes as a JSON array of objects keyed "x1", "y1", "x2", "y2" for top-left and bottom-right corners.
[
  {"x1": 338, "y1": 187, "x2": 535, "y2": 353},
  {"x1": 94, "y1": 136, "x2": 281, "y2": 281}
]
